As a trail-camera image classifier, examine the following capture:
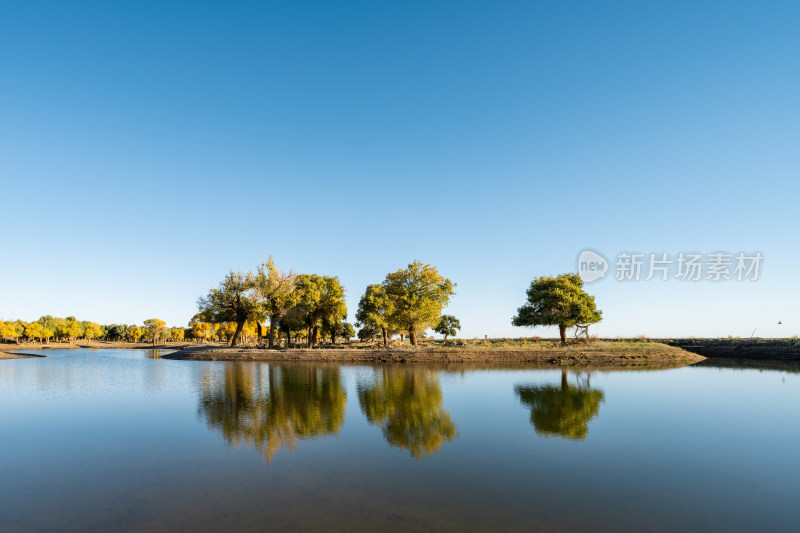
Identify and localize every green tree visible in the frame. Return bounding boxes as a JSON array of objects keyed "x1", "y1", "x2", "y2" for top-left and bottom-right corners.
[
  {"x1": 511, "y1": 273, "x2": 602, "y2": 344},
  {"x1": 277, "y1": 305, "x2": 306, "y2": 347},
  {"x1": 294, "y1": 274, "x2": 347, "y2": 348},
  {"x1": 37, "y1": 316, "x2": 57, "y2": 344},
  {"x1": 255, "y1": 257, "x2": 297, "y2": 349},
  {"x1": 355, "y1": 284, "x2": 394, "y2": 347},
  {"x1": 340, "y1": 322, "x2": 355, "y2": 341},
  {"x1": 105, "y1": 324, "x2": 127, "y2": 341},
  {"x1": 143, "y1": 318, "x2": 167, "y2": 344},
  {"x1": 357, "y1": 326, "x2": 377, "y2": 342},
  {"x1": 198, "y1": 269, "x2": 260, "y2": 346},
  {"x1": 358, "y1": 367, "x2": 457, "y2": 459},
  {"x1": 383, "y1": 261, "x2": 456, "y2": 346},
  {"x1": 433, "y1": 315, "x2": 461, "y2": 341},
  {"x1": 515, "y1": 370, "x2": 605, "y2": 440}
]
